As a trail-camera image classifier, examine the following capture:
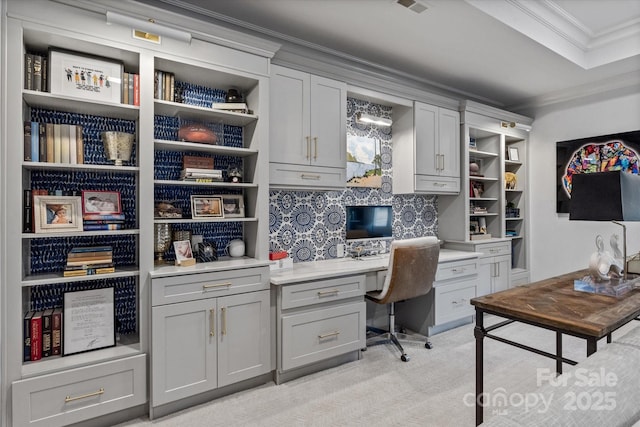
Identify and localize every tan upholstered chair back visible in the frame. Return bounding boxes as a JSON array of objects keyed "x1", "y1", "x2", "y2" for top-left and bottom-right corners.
[{"x1": 374, "y1": 236, "x2": 440, "y2": 305}]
